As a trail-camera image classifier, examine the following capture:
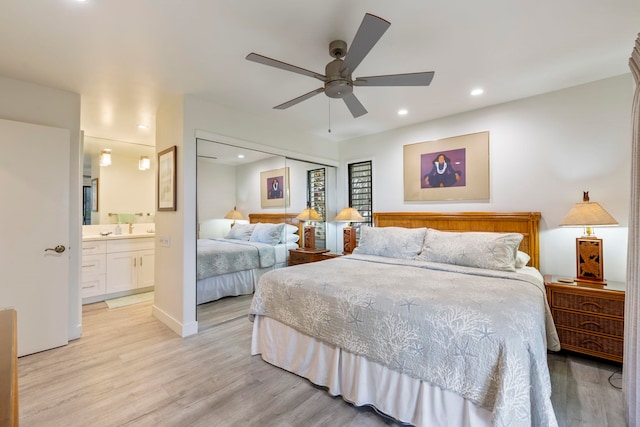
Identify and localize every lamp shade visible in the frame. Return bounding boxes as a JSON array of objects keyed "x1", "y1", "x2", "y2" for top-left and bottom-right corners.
[
  {"x1": 559, "y1": 192, "x2": 618, "y2": 228},
  {"x1": 334, "y1": 207, "x2": 364, "y2": 222},
  {"x1": 224, "y1": 207, "x2": 244, "y2": 221},
  {"x1": 99, "y1": 149, "x2": 112, "y2": 167},
  {"x1": 296, "y1": 207, "x2": 321, "y2": 221}
]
